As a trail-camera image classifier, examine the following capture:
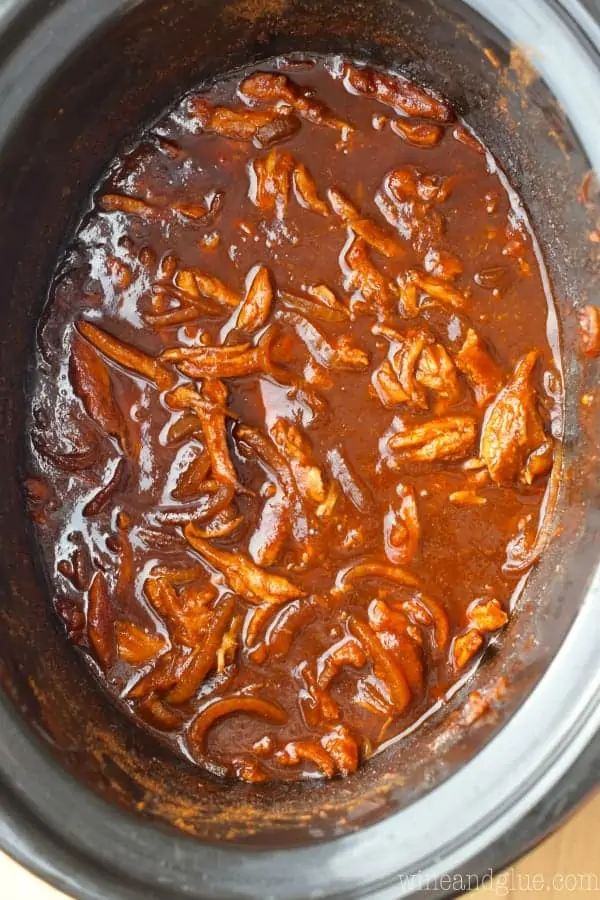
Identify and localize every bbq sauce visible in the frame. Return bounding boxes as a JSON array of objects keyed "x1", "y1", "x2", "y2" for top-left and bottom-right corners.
[{"x1": 27, "y1": 56, "x2": 561, "y2": 782}]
